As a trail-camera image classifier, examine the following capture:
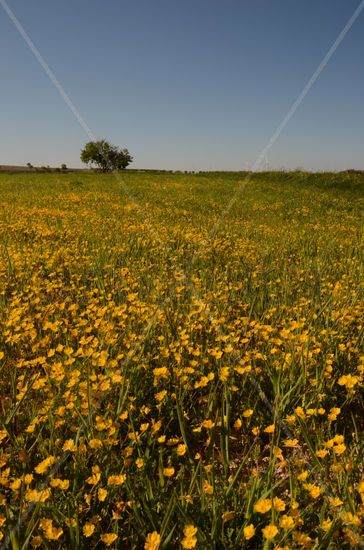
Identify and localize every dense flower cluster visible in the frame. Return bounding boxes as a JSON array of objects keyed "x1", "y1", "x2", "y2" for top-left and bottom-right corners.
[{"x1": 0, "y1": 172, "x2": 363, "y2": 548}]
